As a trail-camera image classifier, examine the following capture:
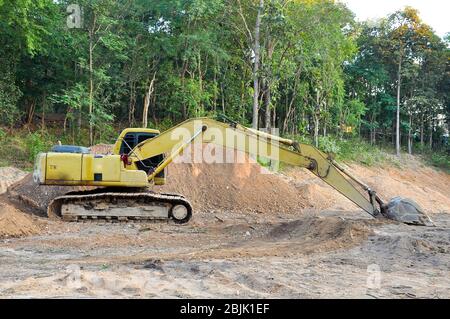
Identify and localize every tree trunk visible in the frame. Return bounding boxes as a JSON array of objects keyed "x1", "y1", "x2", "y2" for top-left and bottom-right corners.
[
  {"x1": 264, "y1": 34, "x2": 274, "y2": 130},
  {"x1": 313, "y1": 113, "x2": 319, "y2": 148},
  {"x1": 88, "y1": 33, "x2": 94, "y2": 146},
  {"x1": 370, "y1": 113, "x2": 376, "y2": 145},
  {"x1": 142, "y1": 72, "x2": 156, "y2": 128},
  {"x1": 152, "y1": 83, "x2": 158, "y2": 125},
  {"x1": 180, "y1": 62, "x2": 188, "y2": 119},
  {"x1": 221, "y1": 82, "x2": 226, "y2": 113},
  {"x1": 264, "y1": 80, "x2": 271, "y2": 129},
  {"x1": 408, "y1": 114, "x2": 412, "y2": 155},
  {"x1": 128, "y1": 81, "x2": 136, "y2": 126},
  {"x1": 213, "y1": 61, "x2": 217, "y2": 112},
  {"x1": 41, "y1": 93, "x2": 46, "y2": 130},
  {"x1": 26, "y1": 98, "x2": 36, "y2": 125},
  {"x1": 314, "y1": 90, "x2": 320, "y2": 148},
  {"x1": 252, "y1": 0, "x2": 264, "y2": 129},
  {"x1": 197, "y1": 52, "x2": 203, "y2": 115},
  {"x1": 395, "y1": 56, "x2": 402, "y2": 157},
  {"x1": 420, "y1": 115, "x2": 424, "y2": 147},
  {"x1": 429, "y1": 116, "x2": 433, "y2": 149}
]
